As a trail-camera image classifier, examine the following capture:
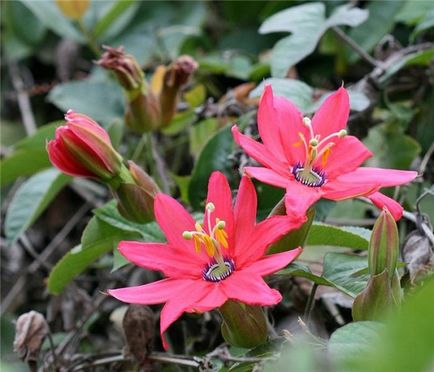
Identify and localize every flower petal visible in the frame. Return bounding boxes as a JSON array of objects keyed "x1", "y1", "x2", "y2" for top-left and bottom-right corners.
[
  {"x1": 243, "y1": 248, "x2": 303, "y2": 276},
  {"x1": 187, "y1": 285, "x2": 227, "y2": 313},
  {"x1": 367, "y1": 192, "x2": 403, "y2": 221},
  {"x1": 258, "y1": 85, "x2": 306, "y2": 164},
  {"x1": 340, "y1": 167, "x2": 418, "y2": 187},
  {"x1": 284, "y1": 181, "x2": 323, "y2": 219},
  {"x1": 244, "y1": 167, "x2": 290, "y2": 189},
  {"x1": 318, "y1": 136, "x2": 373, "y2": 179},
  {"x1": 232, "y1": 126, "x2": 289, "y2": 174},
  {"x1": 322, "y1": 178, "x2": 378, "y2": 200},
  {"x1": 221, "y1": 271, "x2": 282, "y2": 306},
  {"x1": 118, "y1": 241, "x2": 203, "y2": 277},
  {"x1": 205, "y1": 172, "x2": 234, "y2": 239},
  {"x1": 233, "y1": 176, "x2": 257, "y2": 253},
  {"x1": 236, "y1": 215, "x2": 305, "y2": 267},
  {"x1": 160, "y1": 280, "x2": 211, "y2": 350},
  {"x1": 108, "y1": 278, "x2": 194, "y2": 305},
  {"x1": 312, "y1": 87, "x2": 350, "y2": 138}
]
